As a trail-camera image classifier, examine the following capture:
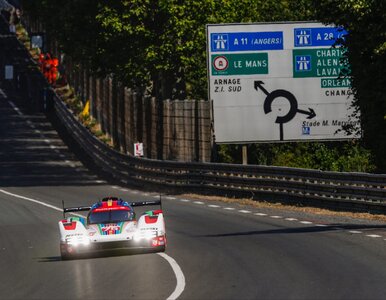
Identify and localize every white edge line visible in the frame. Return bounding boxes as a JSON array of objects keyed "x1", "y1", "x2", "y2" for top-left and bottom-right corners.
[
  {"x1": 157, "y1": 252, "x2": 186, "y2": 300},
  {"x1": 8, "y1": 100, "x2": 23, "y2": 116},
  {"x1": 300, "y1": 221, "x2": 313, "y2": 224},
  {"x1": 0, "y1": 189, "x2": 186, "y2": 300},
  {"x1": 366, "y1": 234, "x2": 382, "y2": 238},
  {"x1": 0, "y1": 189, "x2": 62, "y2": 212}
]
